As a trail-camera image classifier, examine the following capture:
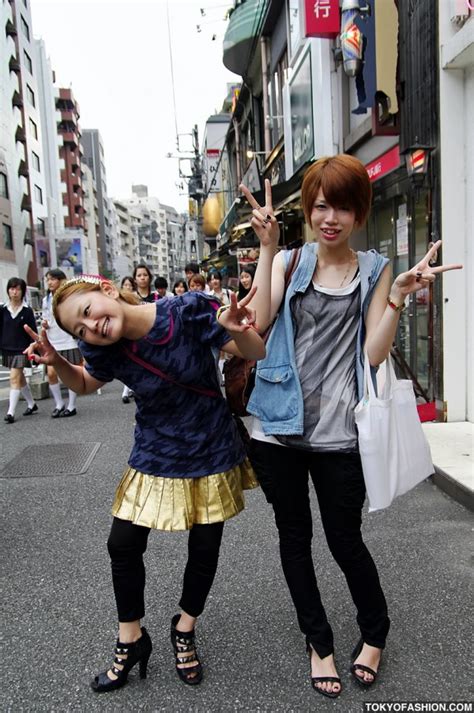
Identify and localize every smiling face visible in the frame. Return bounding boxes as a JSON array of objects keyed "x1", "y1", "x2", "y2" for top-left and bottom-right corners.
[
  {"x1": 56, "y1": 286, "x2": 125, "y2": 345},
  {"x1": 239, "y1": 271, "x2": 253, "y2": 290},
  {"x1": 174, "y1": 282, "x2": 186, "y2": 295},
  {"x1": 310, "y1": 189, "x2": 357, "y2": 248},
  {"x1": 209, "y1": 274, "x2": 221, "y2": 291}
]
